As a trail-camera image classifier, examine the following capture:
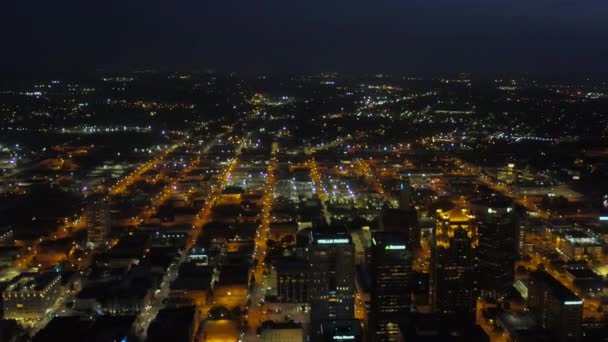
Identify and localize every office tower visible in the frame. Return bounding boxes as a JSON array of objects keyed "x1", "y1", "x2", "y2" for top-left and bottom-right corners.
[
  {"x1": 377, "y1": 209, "x2": 419, "y2": 251},
  {"x1": 318, "y1": 320, "x2": 363, "y2": 342},
  {"x1": 370, "y1": 231, "x2": 412, "y2": 342},
  {"x1": 85, "y1": 198, "x2": 111, "y2": 248},
  {"x1": 398, "y1": 180, "x2": 412, "y2": 211},
  {"x1": 527, "y1": 271, "x2": 583, "y2": 342},
  {"x1": 470, "y1": 197, "x2": 518, "y2": 300},
  {"x1": 430, "y1": 208, "x2": 478, "y2": 318},
  {"x1": 377, "y1": 180, "x2": 420, "y2": 251},
  {"x1": 308, "y1": 228, "x2": 355, "y2": 326}
]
